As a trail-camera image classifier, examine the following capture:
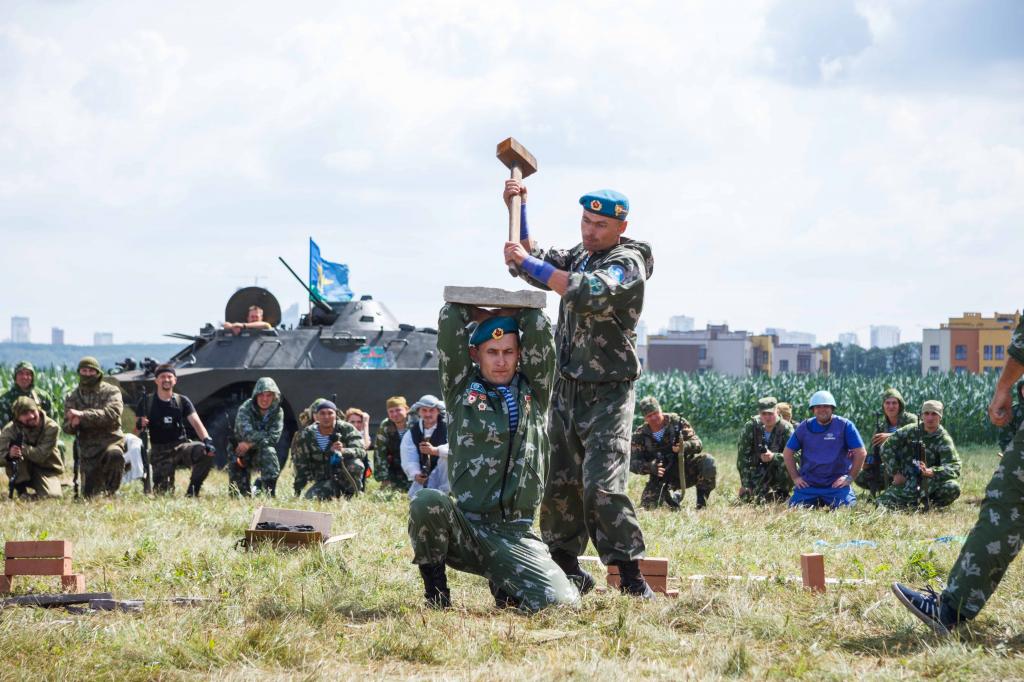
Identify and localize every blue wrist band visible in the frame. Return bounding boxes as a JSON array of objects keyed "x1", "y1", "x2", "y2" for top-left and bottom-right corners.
[
  {"x1": 521, "y1": 256, "x2": 556, "y2": 284},
  {"x1": 520, "y1": 203, "x2": 529, "y2": 240}
]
